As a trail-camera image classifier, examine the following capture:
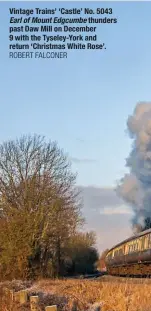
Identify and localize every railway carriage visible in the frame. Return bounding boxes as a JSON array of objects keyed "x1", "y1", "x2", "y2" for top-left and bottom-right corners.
[{"x1": 105, "y1": 228, "x2": 151, "y2": 276}]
